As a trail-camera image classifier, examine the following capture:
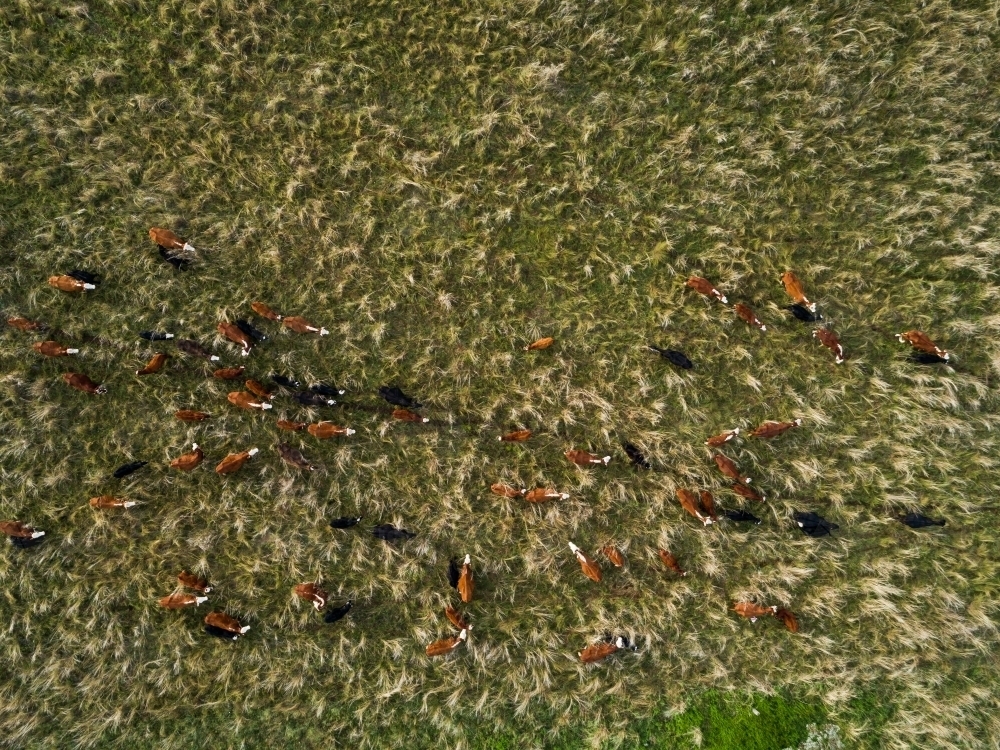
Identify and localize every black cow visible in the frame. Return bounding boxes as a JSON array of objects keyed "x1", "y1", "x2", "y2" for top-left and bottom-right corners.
[
  {"x1": 294, "y1": 392, "x2": 336, "y2": 407},
  {"x1": 234, "y1": 319, "x2": 268, "y2": 343},
  {"x1": 325, "y1": 601, "x2": 353, "y2": 624},
  {"x1": 447, "y1": 558, "x2": 460, "y2": 589},
  {"x1": 724, "y1": 509, "x2": 762, "y2": 524},
  {"x1": 898, "y1": 512, "x2": 946, "y2": 529},
  {"x1": 622, "y1": 442, "x2": 651, "y2": 470},
  {"x1": 379, "y1": 386, "x2": 421, "y2": 409},
  {"x1": 330, "y1": 516, "x2": 362, "y2": 529},
  {"x1": 793, "y1": 511, "x2": 838, "y2": 537},
  {"x1": 372, "y1": 524, "x2": 415, "y2": 542},
  {"x1": 140, "y1": 331, "x2": 174, "y2": 341},
  {"x1": 113, "y1": 461, "x2": 148, "y2": 479},
  {"x1": 647, "y1": 346, "x2": 693, "y2": 370},
  {"x1": 311, "y1": 382, "x2": 346, "y2": 397},
  {"x1": 785, "y1": 304, "x2": 822, "y2": 323},
  {"x1": 271, "y1": 374, "x2": 301, "y2": 389}
]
